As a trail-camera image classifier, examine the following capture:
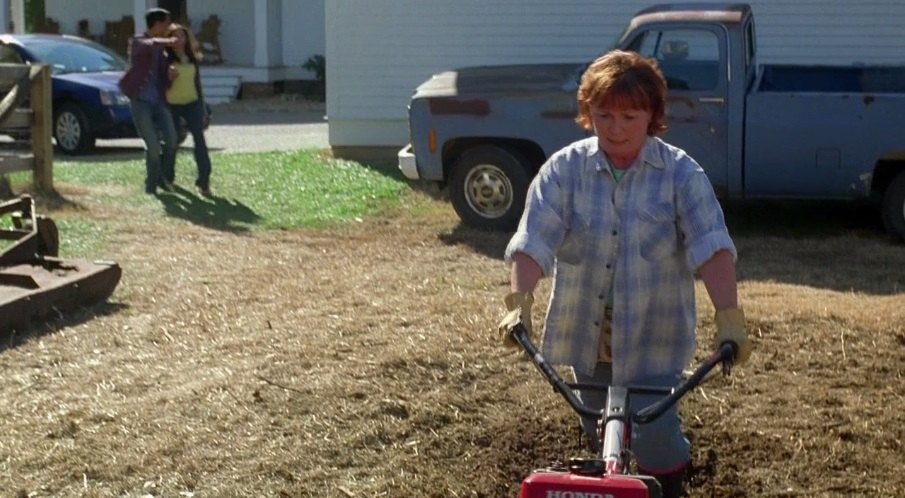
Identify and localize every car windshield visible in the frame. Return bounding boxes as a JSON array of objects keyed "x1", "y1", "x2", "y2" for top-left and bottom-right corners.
[{"x1": 23, "y1": 37, "x2": 126, "y2": 74}]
